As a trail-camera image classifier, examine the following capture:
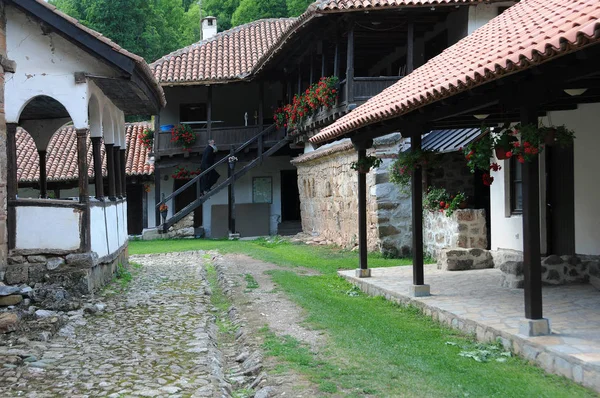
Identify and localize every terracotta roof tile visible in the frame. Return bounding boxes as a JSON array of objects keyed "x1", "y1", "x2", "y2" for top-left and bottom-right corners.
[
  {"x1": 27, "y1": 0, "x2": 165, "y2": 107},
  {"x1": 313, "y1": 0, "x2": 497, "y2": 11},
  {"x1": 151, "y1": 19, "x2": 296, "y2": 84},
  {"x1": 312, "y1": 0, "x2": 600, "y2": 143},
  {"x1": 17, "y1": 122, "x2": 153, "y2": 184}
]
